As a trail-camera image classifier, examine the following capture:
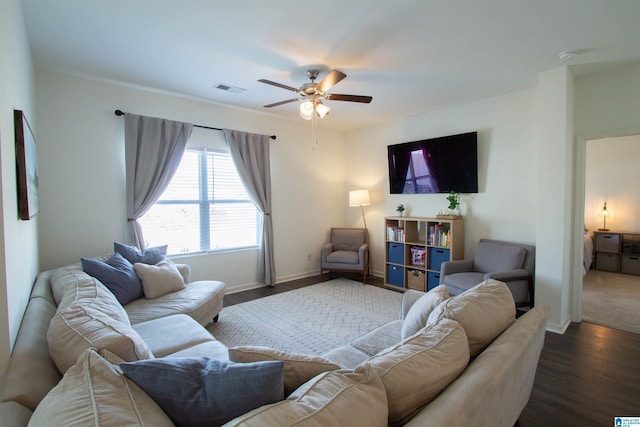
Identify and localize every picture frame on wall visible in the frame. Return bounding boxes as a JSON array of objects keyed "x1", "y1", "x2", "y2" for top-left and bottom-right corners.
[{"x1": 14, "y1": 110, "x2": 39, "y2": 220}]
